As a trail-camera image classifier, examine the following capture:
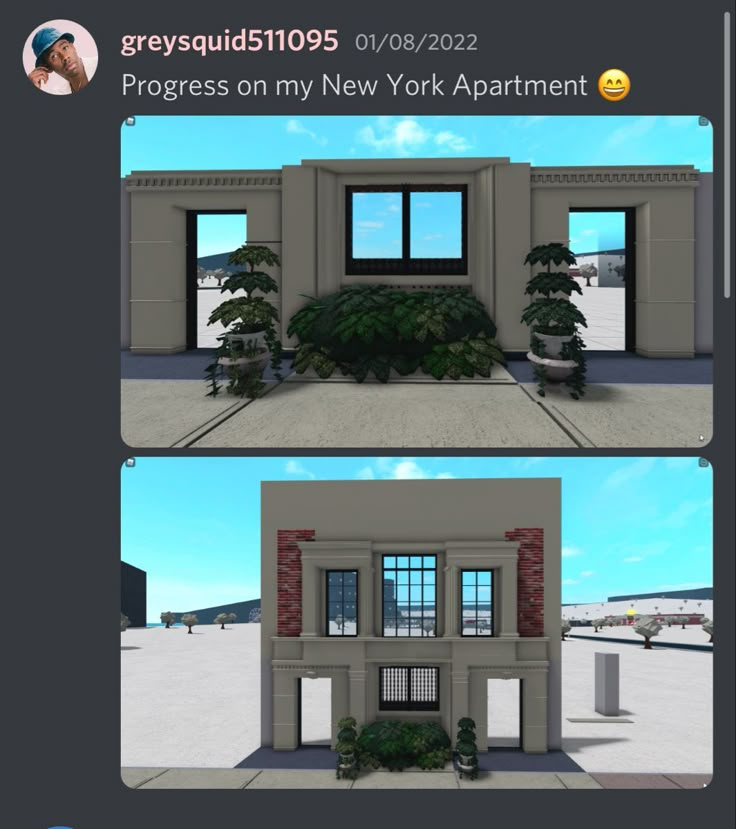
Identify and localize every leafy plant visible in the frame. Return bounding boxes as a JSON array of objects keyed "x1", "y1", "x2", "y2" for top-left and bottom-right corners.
[
  {"x1": 356, "y1": 720, "x2": 451, "y2": 772},
  {"x1": 521, "y1": 242, "x2": 588, "y2": 399},
  {"x1": 455, "y1": 717, "x2": 479, "y2": 780},
  {"x1": 336, "y1": 716, "x2": 360, "y2": 780},
  {"x1": 181, "y1": 613, "x2": 198, "y2": 634},
  {"x1": 204, "y1": 244, "x2": 283, "y2": 397},
  {"x1": 160, "y1": 611, "x2": 175, "y2": 629},
  {"x1": 288, "y1": 285, "x2": 504, "y2": 382}
]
